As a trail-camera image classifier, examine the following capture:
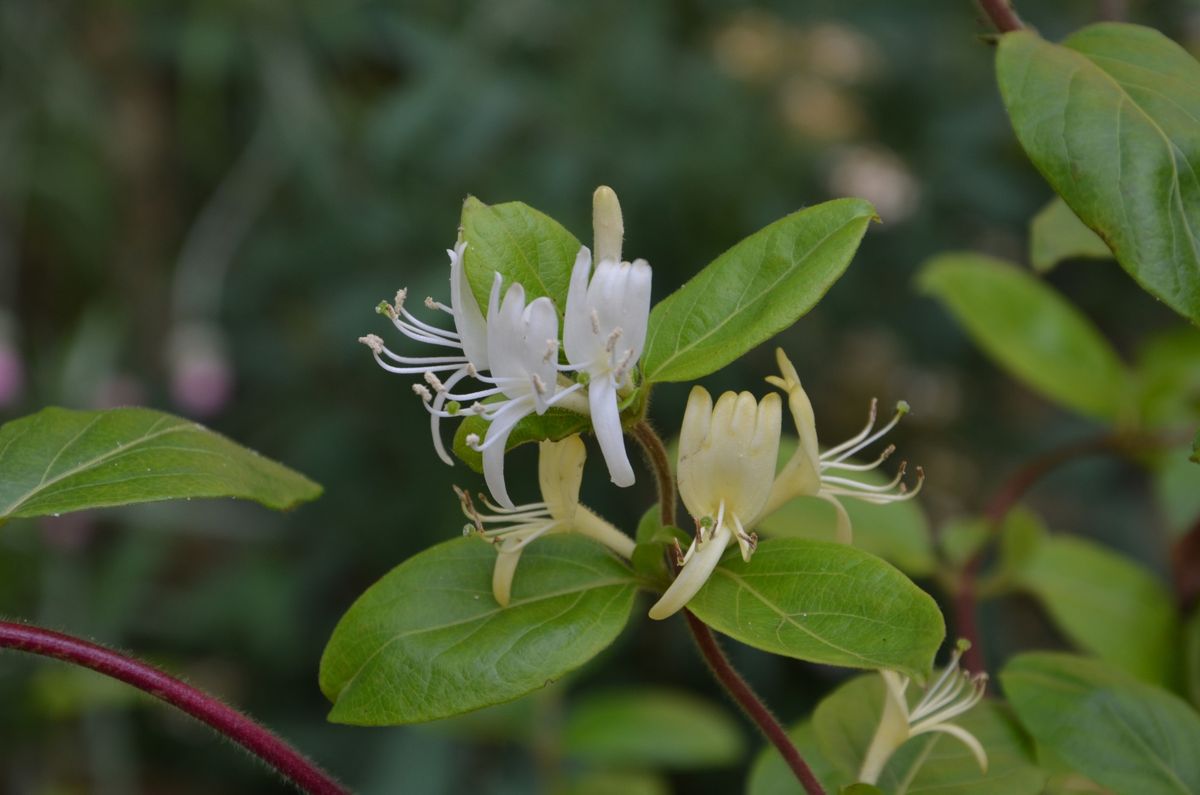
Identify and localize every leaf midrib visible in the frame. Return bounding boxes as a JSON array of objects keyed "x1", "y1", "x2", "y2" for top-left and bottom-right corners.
[
  {"x1": 644, "y1": 210, "x2": 867, "y2": 381},
  {"x1": 0, "y1": 421, "x2": 195, "y2": 518},
  {"x1": 329, "y1": 576, "x2": 637, "y2": 701}
]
